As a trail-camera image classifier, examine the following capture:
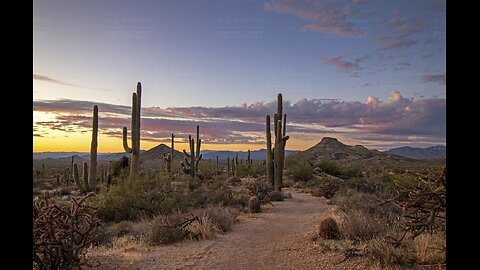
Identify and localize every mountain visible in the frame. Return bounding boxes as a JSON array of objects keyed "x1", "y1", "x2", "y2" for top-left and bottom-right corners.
[
  {"x1": 301, "y1": 137, "x2": 414, "y2": 165},
  {"x1": 200, "y1": 149, "x2": 300, "y2": 160},
  {"x1": 384, "y1": 145, "x2": 446, "y2": 159},
  {"x1": 32, "y1": 155, "x2": 87, "y2": 169},
  {"x1": 139, "y1": 144, "x2": 183, "y2": 168}
]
